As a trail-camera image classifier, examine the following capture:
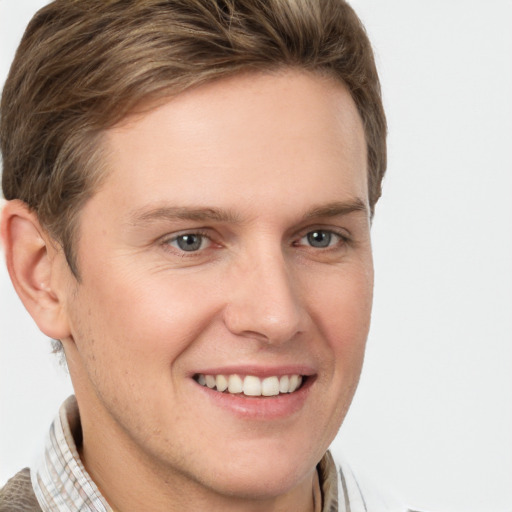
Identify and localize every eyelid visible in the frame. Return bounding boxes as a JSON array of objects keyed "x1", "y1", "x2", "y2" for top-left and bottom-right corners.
[
  {"x1": 293, "y1": 225, "x2": 351, "y2": 244},
  {"x1": 160, "y1": 229, "x2": 214, "y2": 254},
  {"x1": 300, "y1": 230, "x2": 344, "y2": 248},
  {"x1": 162, "y1": 229, "x2": 210, "y2": 242}
]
